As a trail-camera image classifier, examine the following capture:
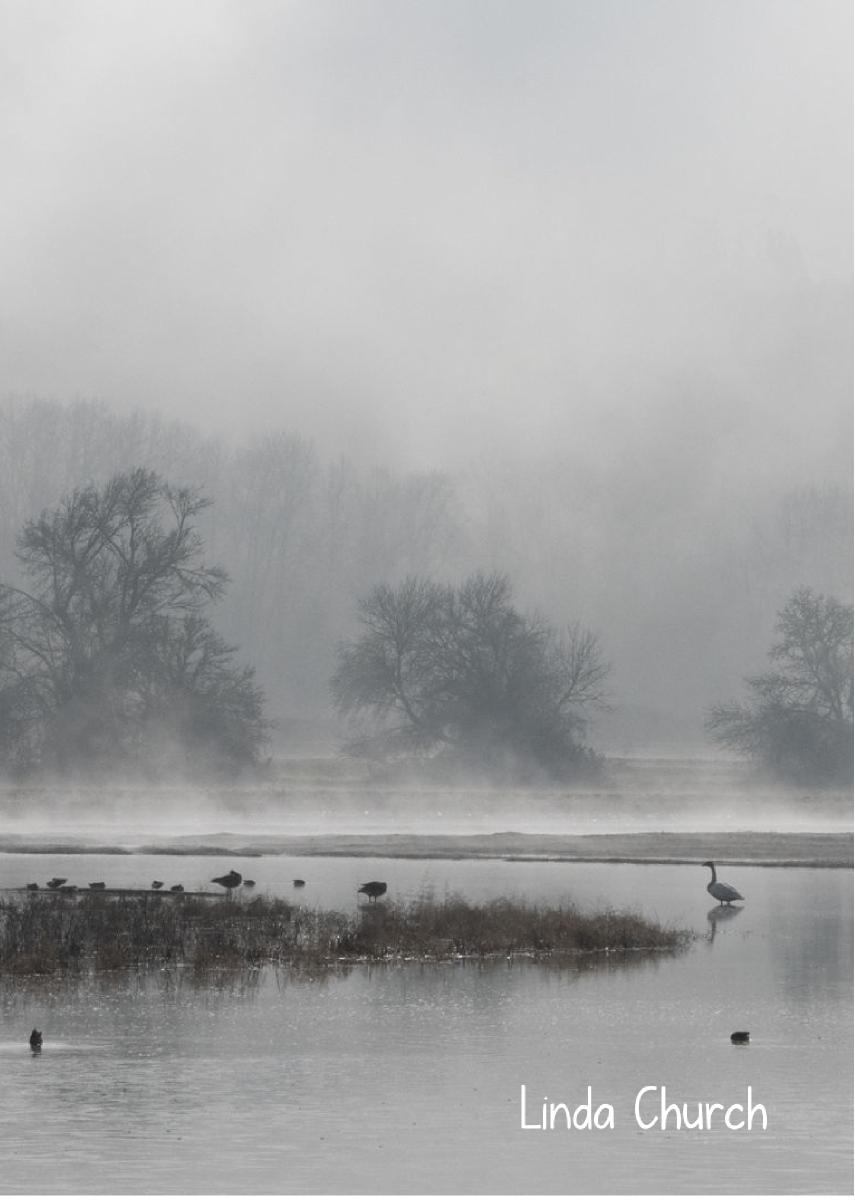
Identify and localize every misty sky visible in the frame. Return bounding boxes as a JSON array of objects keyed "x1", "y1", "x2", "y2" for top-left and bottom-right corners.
[{"x1": 1, "y1": 0, "x2": 852, "y2": 470}]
